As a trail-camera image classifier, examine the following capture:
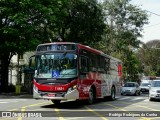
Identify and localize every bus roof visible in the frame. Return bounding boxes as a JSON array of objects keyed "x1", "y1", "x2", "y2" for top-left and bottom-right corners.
[{"x1": 78, "y1": 43, "x2": 121, "y2": 63}]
